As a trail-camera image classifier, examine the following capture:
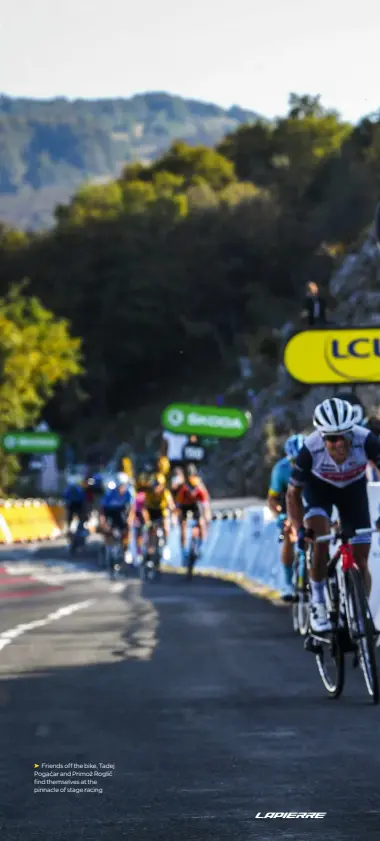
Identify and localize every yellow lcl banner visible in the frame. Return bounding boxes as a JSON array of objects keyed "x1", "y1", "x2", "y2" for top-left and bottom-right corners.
[{"x1": 284, "y1": 328, "x2": 380, "y2": 384}]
